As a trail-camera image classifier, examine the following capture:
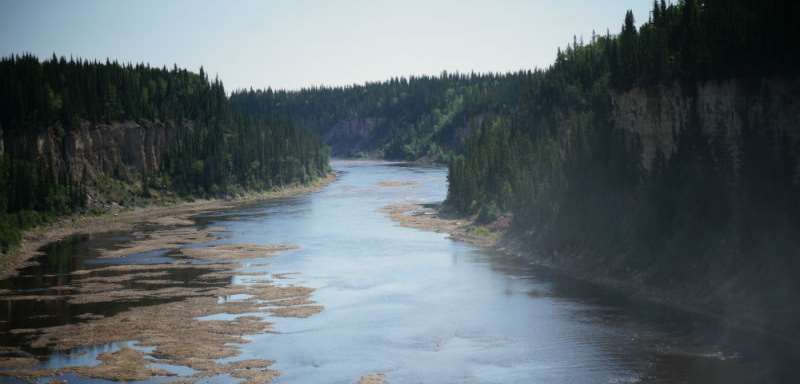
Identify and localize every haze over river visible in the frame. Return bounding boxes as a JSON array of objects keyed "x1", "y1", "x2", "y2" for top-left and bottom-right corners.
[{"x1": 0, "y1": 160, "x2": 794, "y2": 383}]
